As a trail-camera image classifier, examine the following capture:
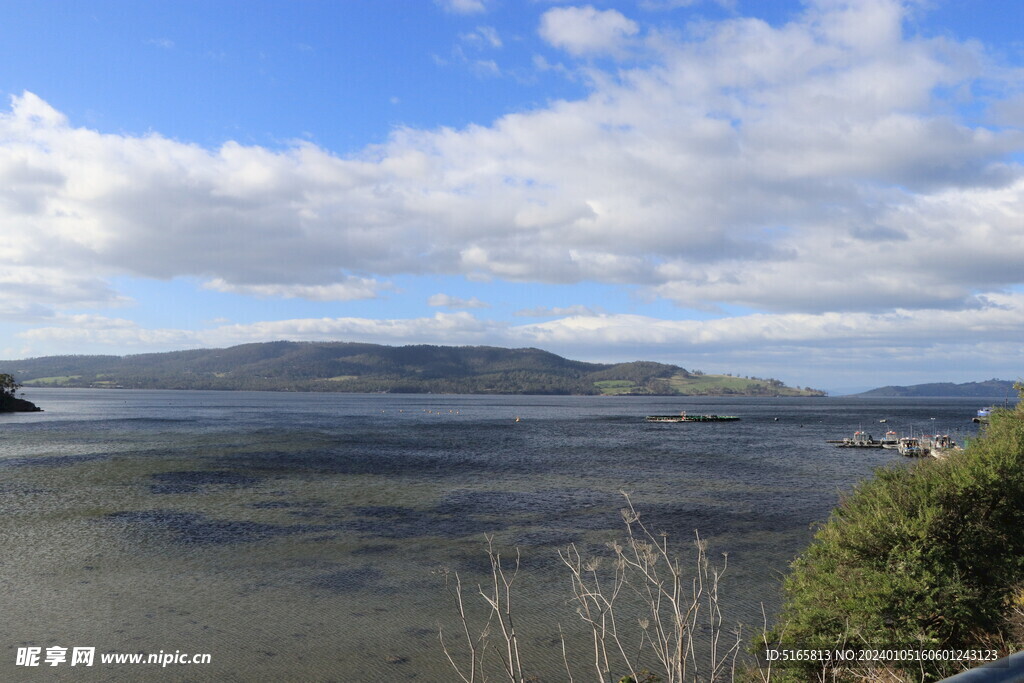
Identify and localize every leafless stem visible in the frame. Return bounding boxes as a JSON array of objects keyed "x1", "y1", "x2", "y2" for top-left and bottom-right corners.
[
  {"x1": 438, "y1": 567, "x2": 488, "y2": 683},
  {"x1": 478, "y1": 535, "x2": 524, "y2": 682},
  {"x1": 441, "y1": 492, "x2": 753, "y2": 683}
]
